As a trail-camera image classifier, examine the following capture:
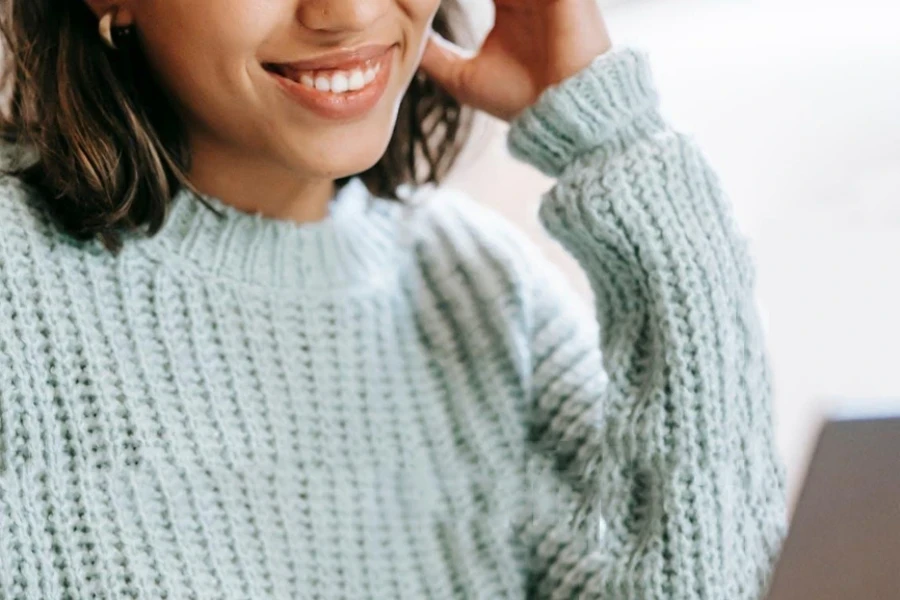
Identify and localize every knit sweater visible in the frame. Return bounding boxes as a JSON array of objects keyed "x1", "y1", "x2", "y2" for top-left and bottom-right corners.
[{"x1": 0, "y1": 46, "x2": 787, "y2": 599}]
